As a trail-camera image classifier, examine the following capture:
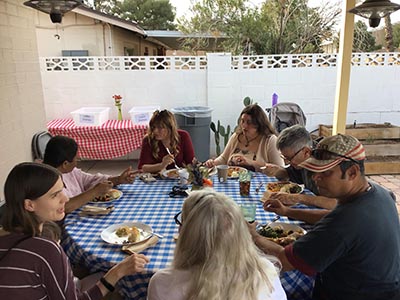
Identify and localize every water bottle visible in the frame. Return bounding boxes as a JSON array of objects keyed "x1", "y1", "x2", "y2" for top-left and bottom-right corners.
[{"x1": 272, "y1": 93, "x2": 278, "y2": 106}]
